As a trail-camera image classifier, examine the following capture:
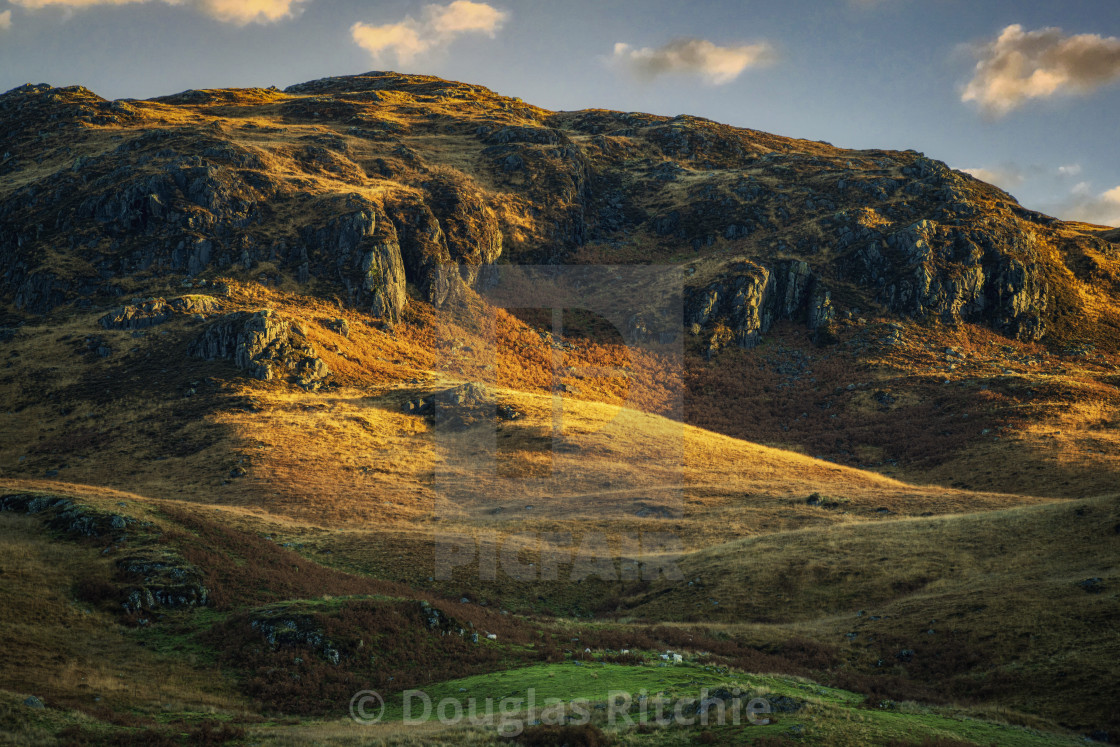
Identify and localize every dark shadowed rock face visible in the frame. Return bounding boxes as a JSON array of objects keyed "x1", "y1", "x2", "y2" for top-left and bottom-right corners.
[
  {"x1": 686, "y1": 259, "x2": 833, "y2": 356},
  {"x1": 118, "y1": 551, "x2": 209, "y2": 611},
  {"x1": 838, "y1": 218, "x2": 1049, "y2": 341},
  {"x1": 0, "y1": 82, "x2": 505, "y2": 320}
]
